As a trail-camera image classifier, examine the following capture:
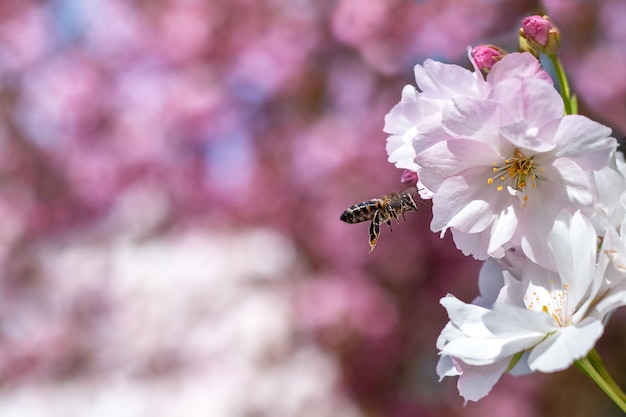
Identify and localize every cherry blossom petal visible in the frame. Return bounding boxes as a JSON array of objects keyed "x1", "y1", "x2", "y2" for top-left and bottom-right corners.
[
  {"x1": 417, "y1": 138, "x2": 500, "y2": 191},
  {"x1": 442, "y1": 96, "x2": 499, "y2": 139},
  {"x1": 456, "y1": 358, "x2": 510, "y2": 402},
  {"x1": 451, "y1": 228, "x2": 494, "y2": 259},
  {"x1": 440, "y1": 295, "x2": 491, "y2": 337},
  {"x1": 486, "y1": 52, "x2": 553, "y2": 85},
  {"x1": 528, "y1": 318, "x2": 604, "y2": 372},
  {"x1": 592, "y1": 277, "x2": 626, "y2": 318},
  {"x1": 430, "y1": 168, "x2": 503, "y2": 234},
  {"x1": 550, "y1": 158, "x2": 595, "y2": 208},
  {"x1": 489, "y1": 77, "x2": 564, "y2": 138},
  {"x1": 498, "y1": 120, "x2": 556, "y2": 154},
  {"x1": 548, "y1": 211, "x2": 597, "y2": 308},
  {"x1": 483, "y1": 303, "x2": 556, "y2": 336},
  {"x1": 475, "y1": 259, "x2": 507, "y2": 307},
  {"x1": 436, "y1": 352, "x2": 461, "y2": 379},
  {"x1": 486, "y1": 207, "x2": 518, "y2": 257},
  {"x1": 414, "y1": 59, "x2": 485, "y2": 98},
  {"x1": 554, "y1": 115, "x2": 617, "y2": 170}
]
